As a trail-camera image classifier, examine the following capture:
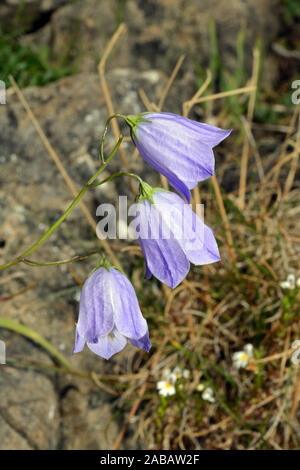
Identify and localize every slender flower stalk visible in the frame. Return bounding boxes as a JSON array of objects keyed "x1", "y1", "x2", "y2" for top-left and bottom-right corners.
[
  {"x1": 0, "y1": 135, "x2": 123, "y2": 273},
  {"x1": 21, "y1": 251, "x2": 100, "y2": 267}
]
